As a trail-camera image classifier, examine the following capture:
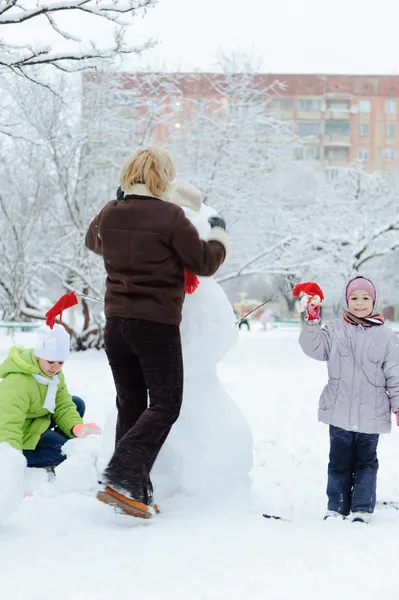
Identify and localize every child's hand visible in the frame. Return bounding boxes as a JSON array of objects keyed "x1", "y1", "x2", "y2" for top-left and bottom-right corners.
[
  {"x1": 73, "y1": 423, "x2": 102, "y2": 437},
  {"x1": 396, "y1": 412, "x2": 399, "y2": 427}
]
